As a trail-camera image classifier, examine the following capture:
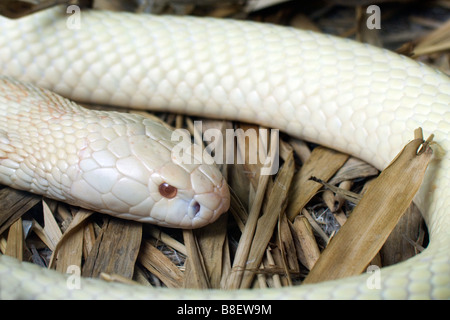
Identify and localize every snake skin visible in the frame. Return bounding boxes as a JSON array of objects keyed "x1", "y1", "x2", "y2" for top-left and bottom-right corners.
[
  {"x1": 0, "y1": 76, "x2": 230, "y2": 228},
  {"x1": 0, "y1": 6, "x2": 449, "y2": 299}
]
